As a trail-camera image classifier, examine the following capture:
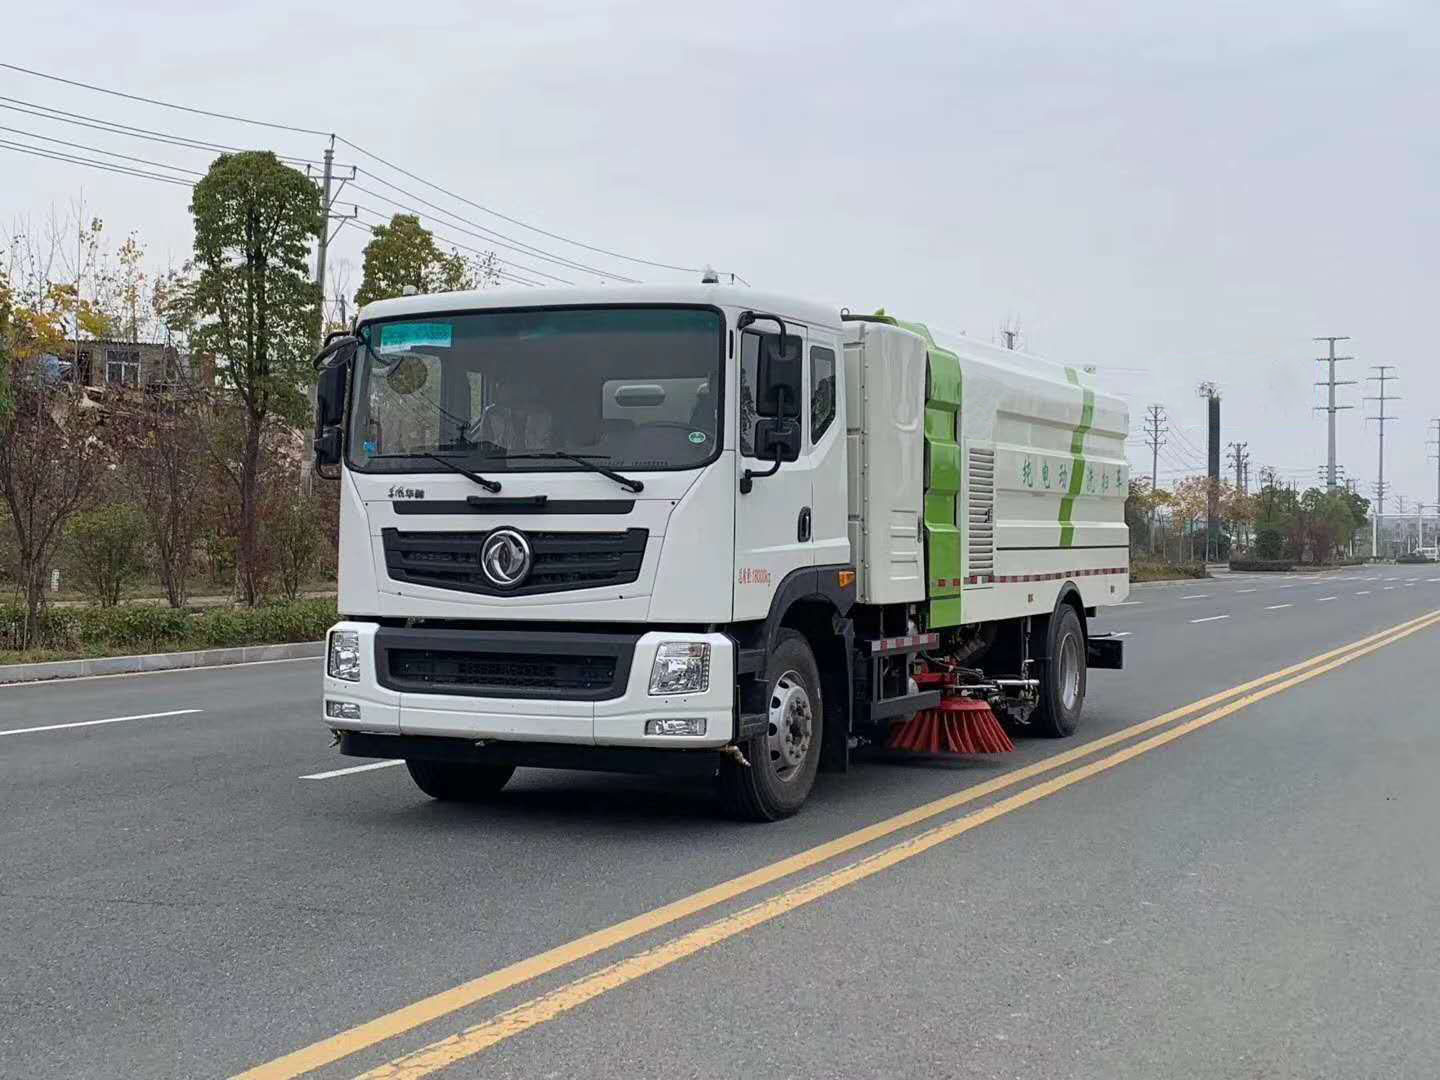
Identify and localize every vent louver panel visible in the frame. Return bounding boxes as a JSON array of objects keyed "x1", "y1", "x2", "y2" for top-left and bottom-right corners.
[{"x1": 967, "y1": 448, "x2": 995, "y2": 579}]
